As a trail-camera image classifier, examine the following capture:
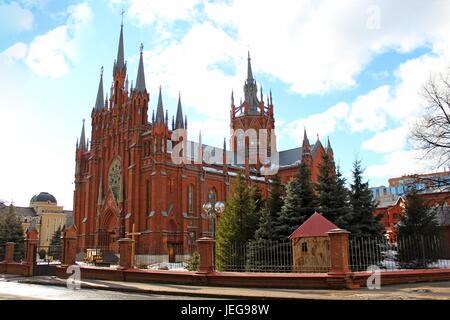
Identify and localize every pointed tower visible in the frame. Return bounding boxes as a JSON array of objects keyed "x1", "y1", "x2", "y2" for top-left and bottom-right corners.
[
  {"x1": 152, "y1": 87, "x2": 168, "y2": 155},
  {"x1": 112, "y1": 19, "x2": 127, "y2": 108},
  {"x1": 301, "y1": 128, "x2": 312, "y2": 167},
  {"x1": 243, "y1": 51, "x2": 259, "y2": 114},
  {"x1": 94, "y1": 67, "x2": 104, "y2": 112},
  {"x1": 134, "y1": 44, "x2": 146, "y2": 94},
  {"x1": 175, "y1": 93, "x2": 185, "y2": 129},
  {"x1": 326, "y1": 137, "x2": 334, "y2": 158},
  {"x1": 155, "y1": 87, "x2": 165, "y2": 125},
  {"x1": 130, "y1": 44, "x2": 149, "y2": 127},
  {"x1": 78, "y1": 119, "x2": 87, "y2": 151},
  {"x1": 230, "y1": 52, "x2": 275, "y2": 176}
]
